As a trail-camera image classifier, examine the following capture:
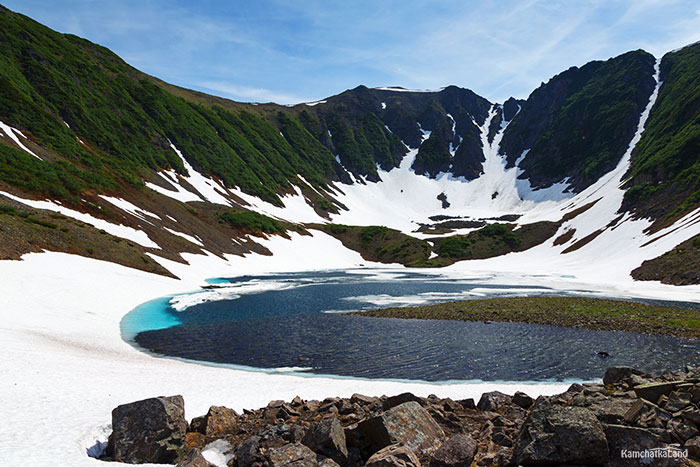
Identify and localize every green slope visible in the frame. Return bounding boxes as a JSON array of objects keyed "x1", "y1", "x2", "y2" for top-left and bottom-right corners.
[{"x1": 622, "y1": 43, "x2": 700, "y2": 225}]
